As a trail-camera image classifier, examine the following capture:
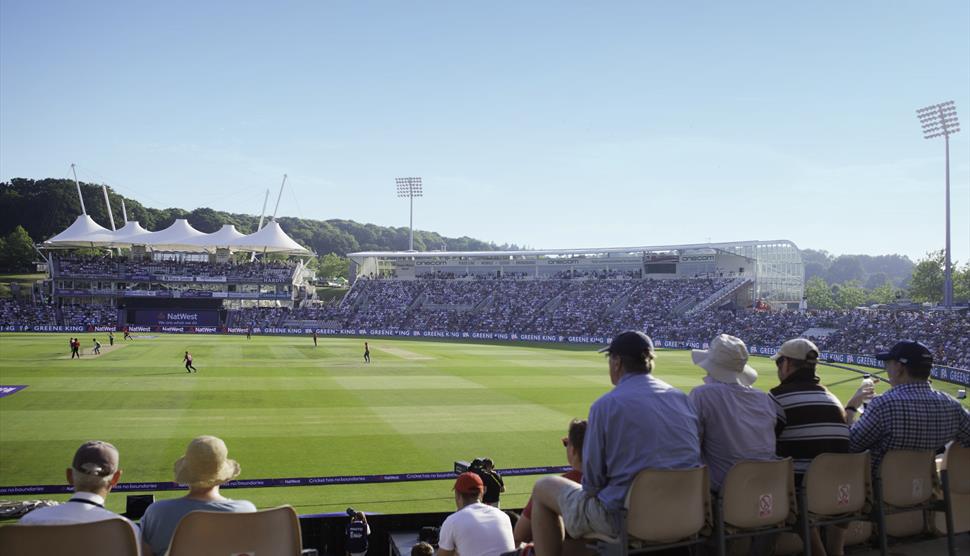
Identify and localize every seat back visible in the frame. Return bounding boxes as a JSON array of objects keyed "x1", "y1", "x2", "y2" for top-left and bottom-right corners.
[
  {"x1": 843, "y1": 520, "x2": 873, "y2": 546},
  {"x1": 941, "y1": 441, "x2": 970, "y2": 495},
  {"x1": 804, "y1": 451, "x2": 871, "y2": 516},
  {"x1": 166, "y1": 505, "x2": 302, "y2": 556},
  {"x1": 0, "y1": 518, "x2": 139, "y2": 556},
  {"x1": 721, "y1": 458, "x2": 794, "y2": 529},
  {"x1": 625, "y1": 466, "x2": 710, "y2": 543},
  {"x1": 878, "y1": 450, "x2": 936, "y2": 507}
]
